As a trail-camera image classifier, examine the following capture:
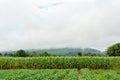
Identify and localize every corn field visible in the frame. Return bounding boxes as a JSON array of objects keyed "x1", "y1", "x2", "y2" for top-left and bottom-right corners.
[{"x1": 0, "y1": 57, "x2": 120, "y2": 69}]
